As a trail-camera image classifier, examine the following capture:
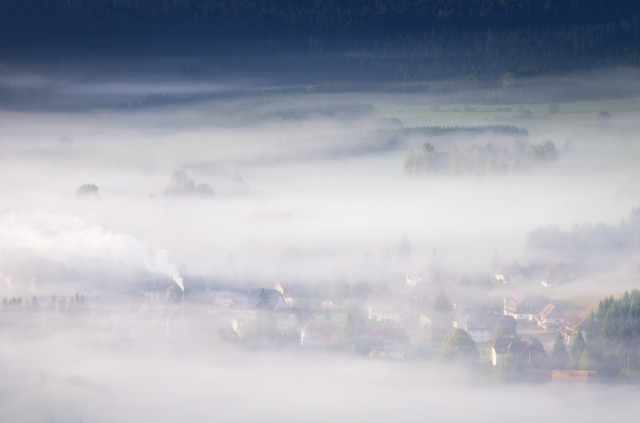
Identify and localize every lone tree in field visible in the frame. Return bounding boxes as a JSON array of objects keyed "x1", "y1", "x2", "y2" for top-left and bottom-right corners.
[{"x1": 76, "y1": 183, "x2": 98, "y2": 197}]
